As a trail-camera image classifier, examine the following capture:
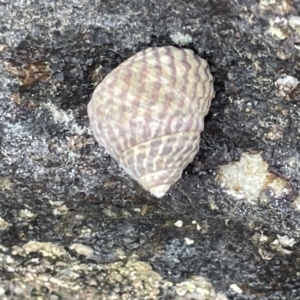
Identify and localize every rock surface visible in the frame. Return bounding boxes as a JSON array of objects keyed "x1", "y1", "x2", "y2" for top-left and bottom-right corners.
[{"x1": 1, "y1": 0, "x2": 300, "y2": 299}]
